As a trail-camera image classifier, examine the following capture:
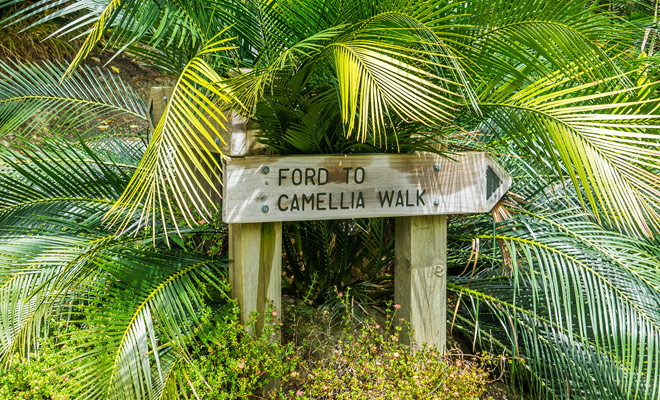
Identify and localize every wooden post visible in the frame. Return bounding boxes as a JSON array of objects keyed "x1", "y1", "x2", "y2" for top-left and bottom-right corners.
[
  {"x1": 228, "y1": 115, "x2": 282, "y2": 334},
  {"x1": 395, "y1": 215, "x2": 447, "y2": 351},
  {"x1": 148, "y1": 87, "x2": 173, "y2": 129},
  {"x1": 149, "y1": 88, "x2": 281, "y2": 332}
]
